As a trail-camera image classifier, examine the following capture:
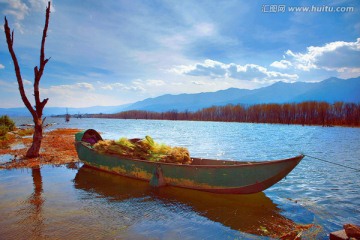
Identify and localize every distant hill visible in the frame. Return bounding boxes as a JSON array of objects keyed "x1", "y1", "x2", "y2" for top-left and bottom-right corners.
[
  {"x1": 1, "y1": 77, "x2": 359, "y2": 116},
  {"x1": 123, "y1": 77, "x2": 360, "y2": 112},
  {"x1": 123, "y1": 88, "x2": 252, "y2": 112}
]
